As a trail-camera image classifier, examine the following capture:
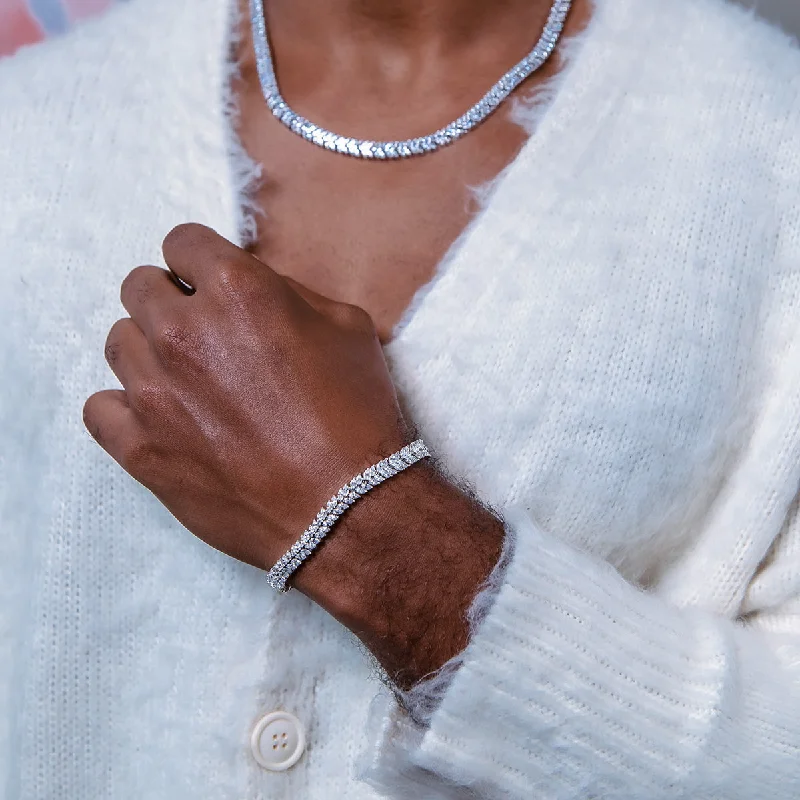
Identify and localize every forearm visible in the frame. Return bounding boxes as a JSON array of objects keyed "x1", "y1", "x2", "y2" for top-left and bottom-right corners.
[{"x1": 292, "y1": 461, "x2": 505, "y2": 689}]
